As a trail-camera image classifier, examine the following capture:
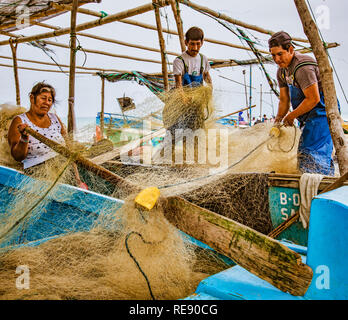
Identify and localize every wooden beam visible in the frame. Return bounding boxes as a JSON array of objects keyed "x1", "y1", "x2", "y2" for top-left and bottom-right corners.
[
  {"x1": 0, "y1": 30, "x2": 164, "y2": 65},
  {"x1": 153, "y1": 0, "x2": 169, "y2": 91},
  {"x1": 120, "y1": 18, "x2": 271, "y2": 54},
  {"x1": 162, "y1": 196, "x2": 313, "y2": 296},
  {"x1": 100, "y1": 76, "x2": 105, "y2": 138},
  {"x1": 67, "y1": 0, "x2": 78, "y2": 135},
  {"x1": 0, "y1": 55, "x2": 128, "y2": 73},
  {"x1": 170, "y1": 0, "x2": 186, "y2": 52},
  {"x1": 29, "y1": 19, "x2": 226, "y2": 62},
  {"x1": 294, "y1": 0, "x2": 348, "y2": 175},
  {"x1": 178, "y1": 0, "x2": 309, "y2": 43},
  {"x1": 8, "y1": 38, "x2": 20, "y2": 105},
  {"x1": 0, "y1": 1, "x2": 171, "y2": 46},
  {"x1": 0, "y1": 63, "x2": 93, "y2": 74}
]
